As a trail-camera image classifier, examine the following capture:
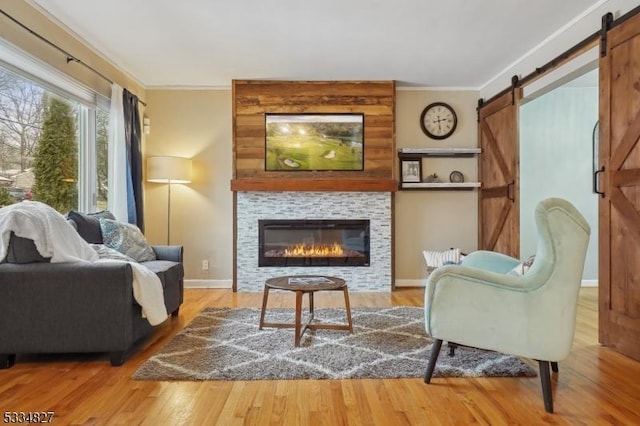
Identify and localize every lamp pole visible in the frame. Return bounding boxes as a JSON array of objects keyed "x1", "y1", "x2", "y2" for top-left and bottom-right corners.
[
  {"x1": 166, "y1": 179, "x2": 172, "y2": 245},
  {"x1": 147, "y1": 156, "x2": 192, "y2": 246}
]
